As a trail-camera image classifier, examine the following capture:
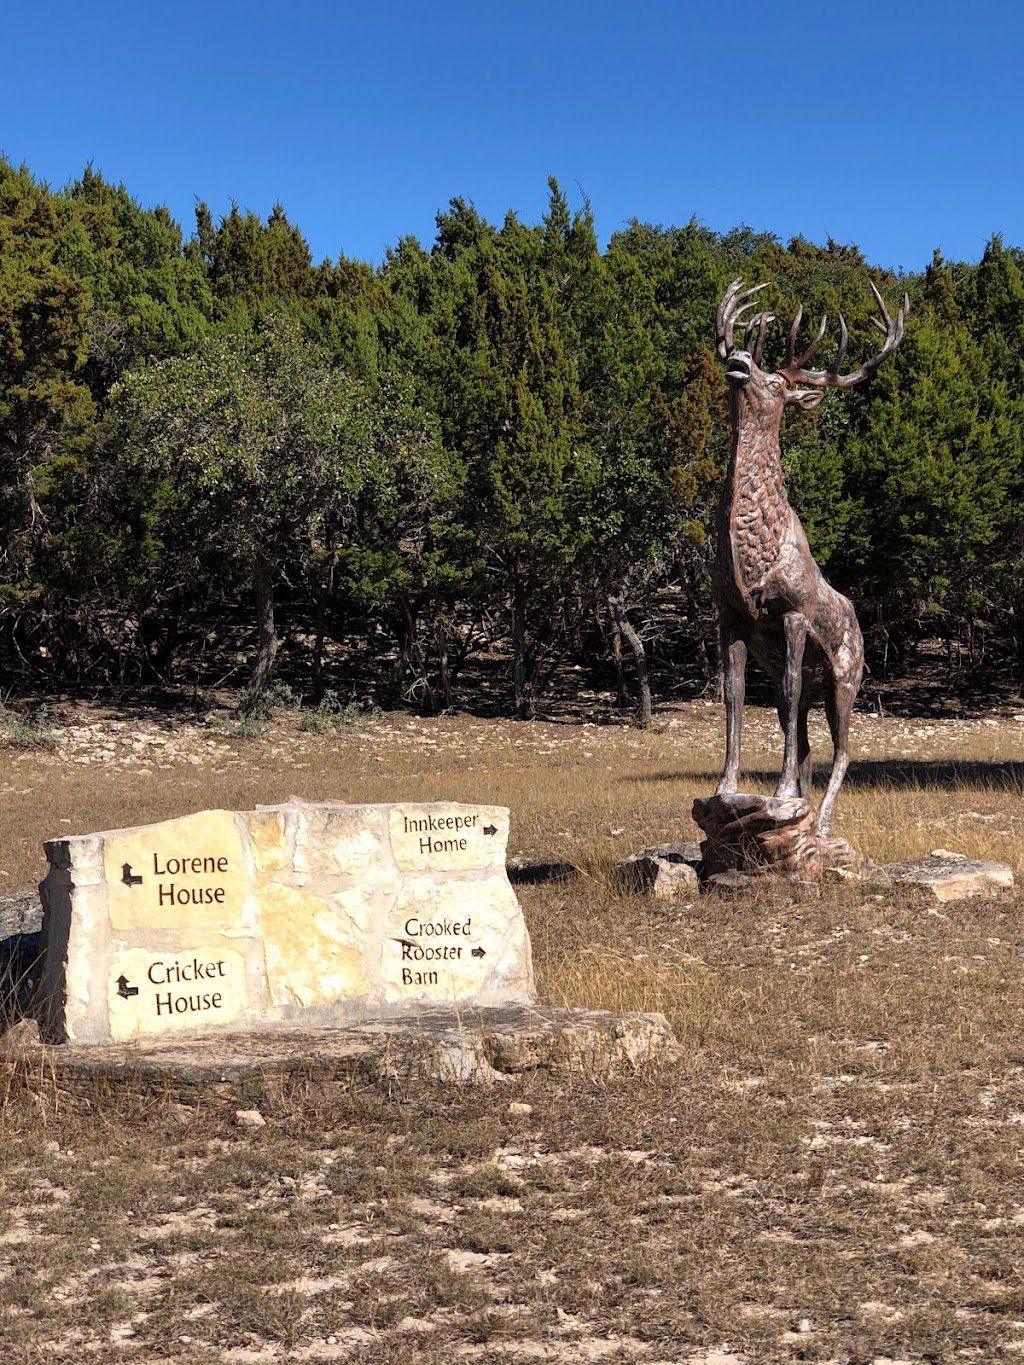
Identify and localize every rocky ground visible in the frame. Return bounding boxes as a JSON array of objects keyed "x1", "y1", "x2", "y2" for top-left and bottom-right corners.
[{"x1": 3, "y1": 699, "x2": 1024, "y2": 1362}]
